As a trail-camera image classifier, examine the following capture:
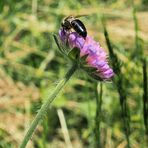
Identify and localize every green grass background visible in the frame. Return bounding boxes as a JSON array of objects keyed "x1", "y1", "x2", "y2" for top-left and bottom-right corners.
[{"x1": 0, "y1": 0, "x2": 148, "y2": 147}]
